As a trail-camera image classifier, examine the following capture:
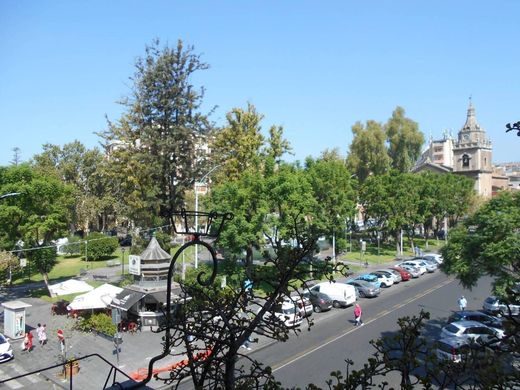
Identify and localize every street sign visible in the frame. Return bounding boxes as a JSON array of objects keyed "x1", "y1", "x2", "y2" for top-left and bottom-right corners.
[
  {"x1": 19, "y1": 258, "x2": 27, "y2": 268},
  {"x1": 128, "y1": 255, "x2": 141, "y2": 276},
  {"x1": 361, "y1": 241, "x2": 366, "y2": 252}
]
